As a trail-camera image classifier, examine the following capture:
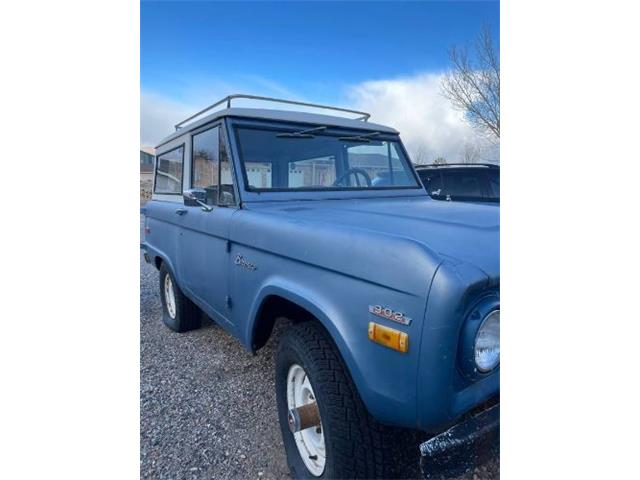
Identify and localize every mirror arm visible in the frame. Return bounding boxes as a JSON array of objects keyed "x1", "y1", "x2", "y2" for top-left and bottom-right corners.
[
  {"x1": 196, "y1": 200, "x2": 213, "y2": 212},
  {"x1": 183, "y1": 188, "x2": 213, "y2": 211}
]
